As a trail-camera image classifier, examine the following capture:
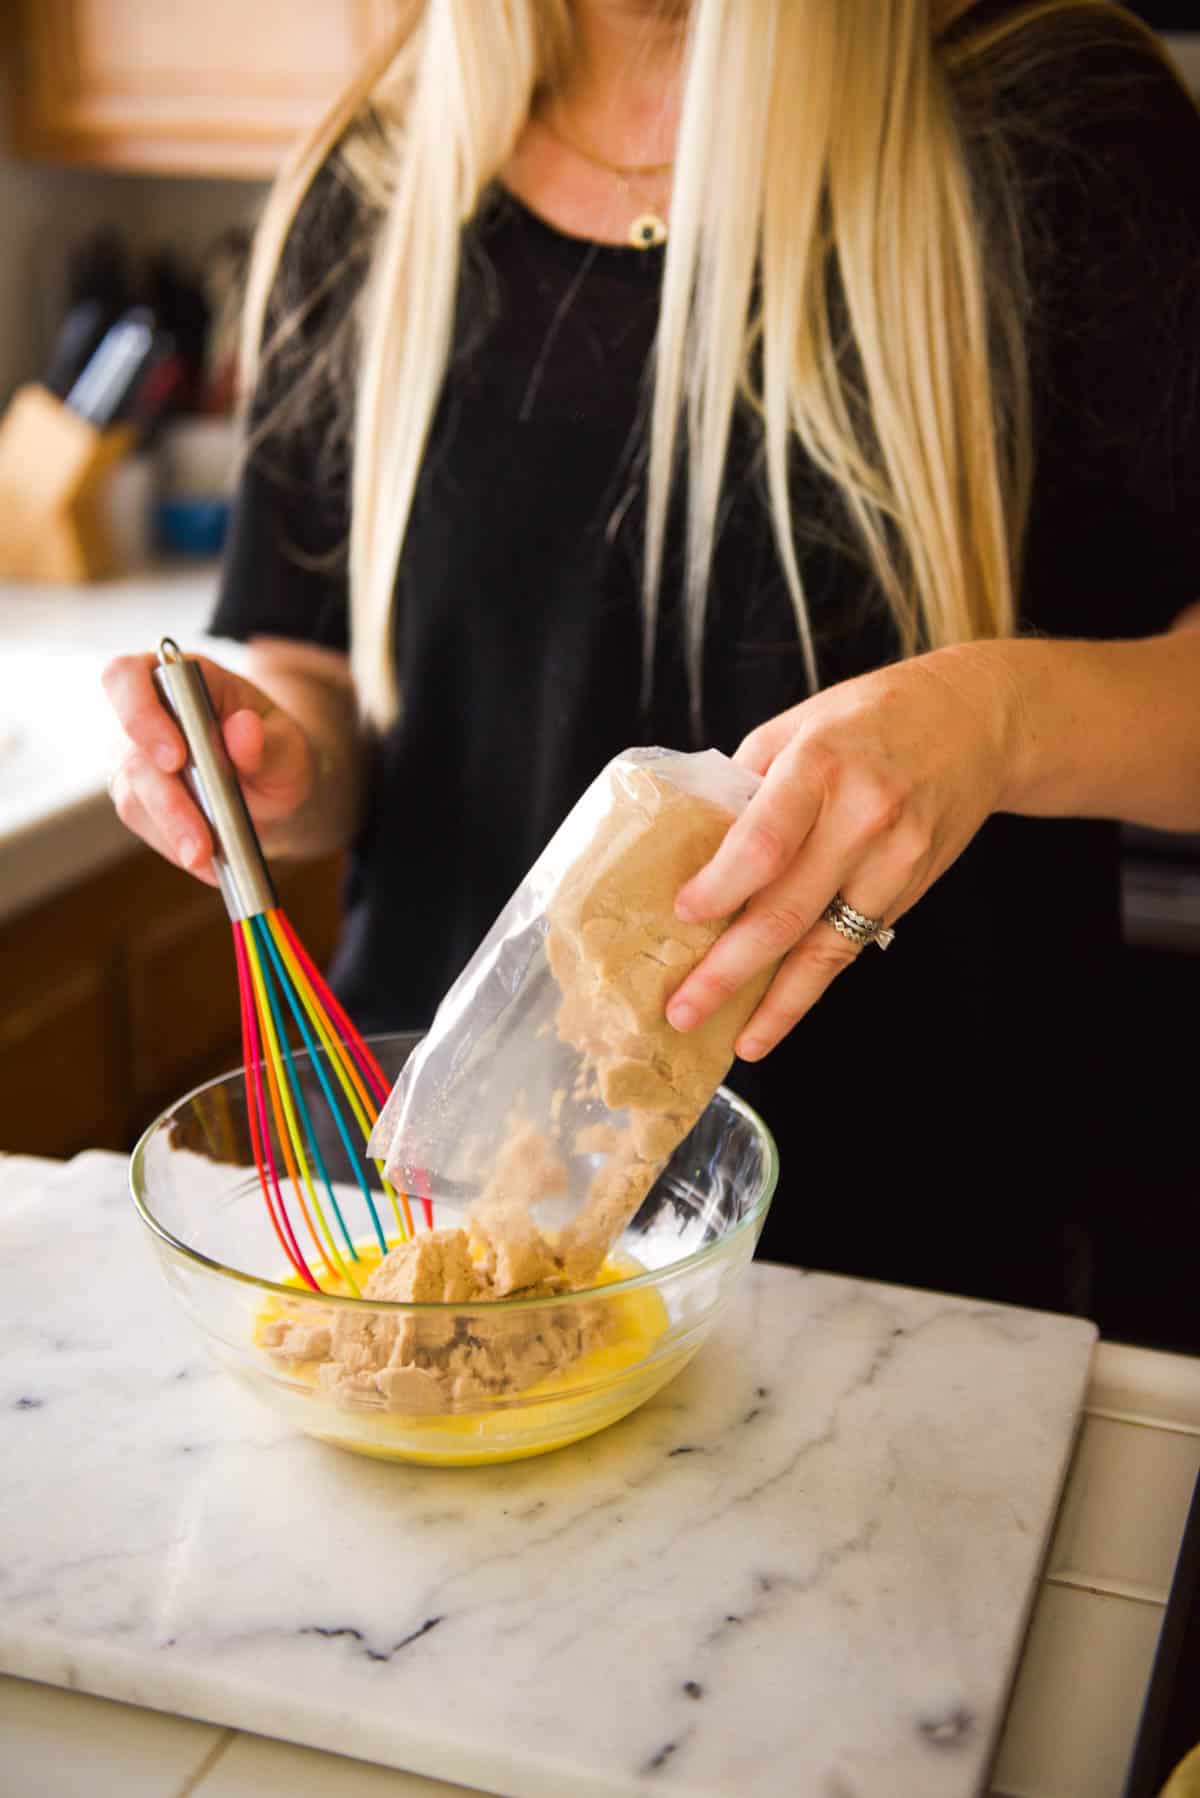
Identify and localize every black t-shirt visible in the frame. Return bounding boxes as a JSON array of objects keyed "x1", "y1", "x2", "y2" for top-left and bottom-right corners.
[{"x1": 212, "y1": 14, "x2": 1200, "y2": 1309}]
